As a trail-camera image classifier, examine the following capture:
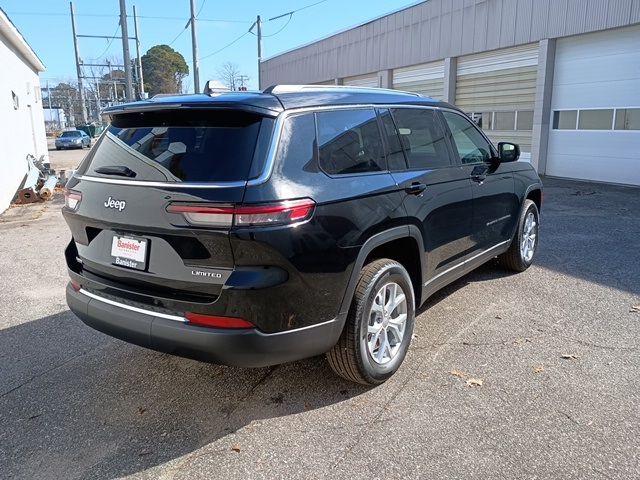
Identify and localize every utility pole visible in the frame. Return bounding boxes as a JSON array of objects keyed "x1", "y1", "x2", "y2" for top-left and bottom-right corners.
[
  {"x1": 119, "y1": 0, "x2": 134, "y2": 101},
  {"x1": 133, "y1": 5, "x2": 144, "y2": 98},
  {"x1": 95, "y1": 77, "x2": 101, "y2": 121},
  {"x1": 256, "y1": 15, "x2": 262, "y2": 89},
  {"x1": 70, "y1": 2, "x2": 87, "y2": 124},
  {"x1": 46, "y1": 81, "x2": 52, "y2": 111},
  {"x1": 190, "y1": 0, "x2": 200, "y2": 93}
]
